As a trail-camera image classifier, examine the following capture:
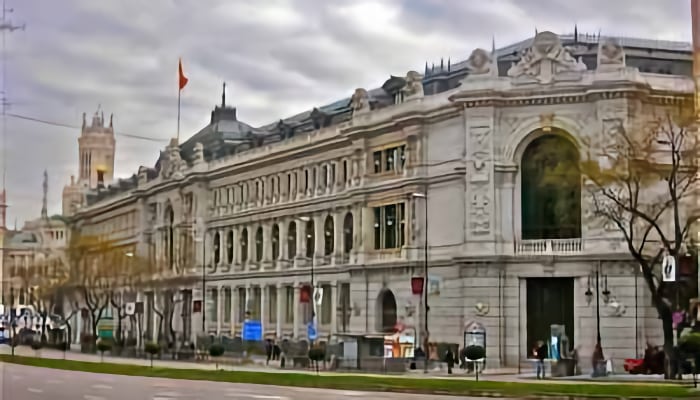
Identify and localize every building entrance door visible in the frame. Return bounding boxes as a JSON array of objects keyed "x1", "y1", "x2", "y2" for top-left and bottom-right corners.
[{"x1": 526, "y1": 278, "x2": 574, "y2": 358}]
